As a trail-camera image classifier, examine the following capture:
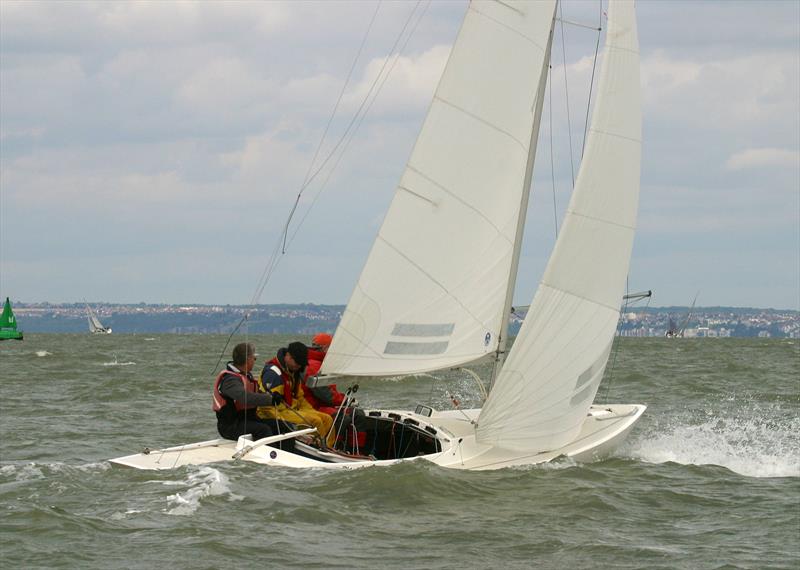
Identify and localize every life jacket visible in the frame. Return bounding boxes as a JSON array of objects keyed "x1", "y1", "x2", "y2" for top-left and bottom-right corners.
[
  {"x1": 307, "y1": 347, "x2": 326, "y2": 363},
  {"x1": 302, "y1": 382, "x2": 345, "y2": 412},
  {"x1": 306, "y1": 347, "x2": 326, "y2": 377},
  {"x1": 212, "y1": 366, "x2": 261, "y2": 412},
  {"x1": 262, "y1": 357, "x2": 301, "y2": 408}
]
